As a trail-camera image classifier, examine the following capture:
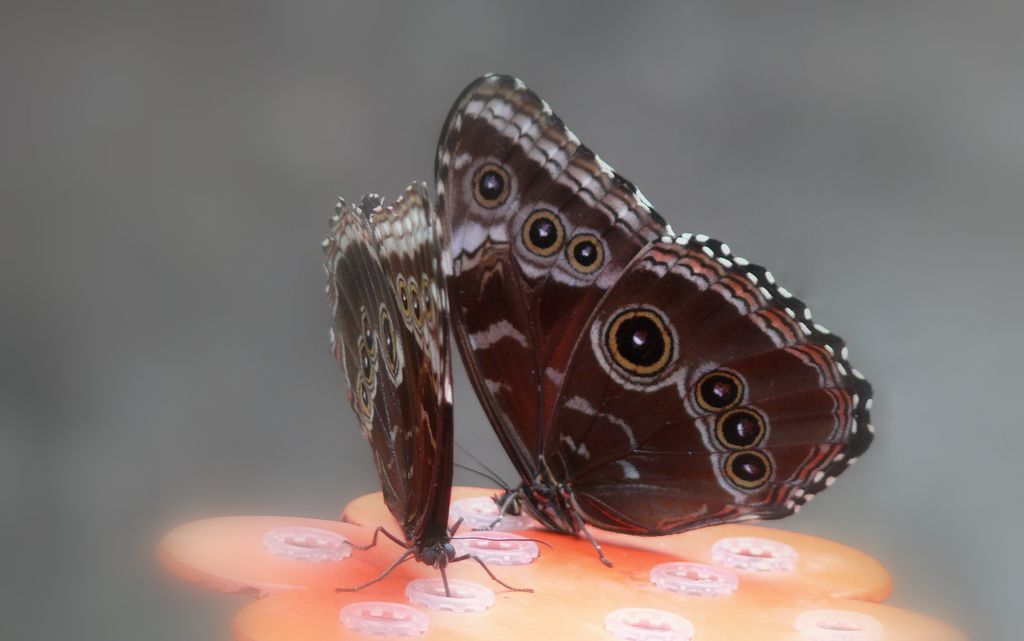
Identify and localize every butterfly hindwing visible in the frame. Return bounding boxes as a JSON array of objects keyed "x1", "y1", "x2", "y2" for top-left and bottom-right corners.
[
  {"x1": 552, "y1": 234, "x2": 872, "y2": 534},
  {"x1": 325, "y1": 184, "x2": 452, "y2": 545}
]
